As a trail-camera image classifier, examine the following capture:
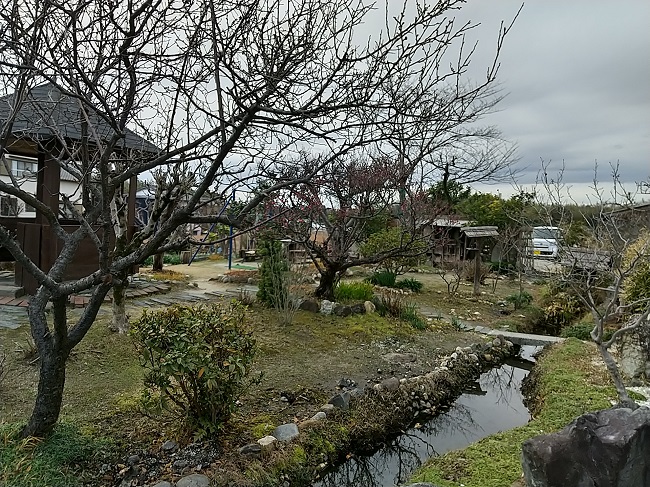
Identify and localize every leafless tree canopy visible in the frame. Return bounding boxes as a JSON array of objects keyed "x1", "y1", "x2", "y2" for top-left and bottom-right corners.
[
  {"x1": 536, "y1": 162, "x2": 650, "y2": 406},
  {"x1": 0, "y1": 0, "x2": 519, "y2": 437}
]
